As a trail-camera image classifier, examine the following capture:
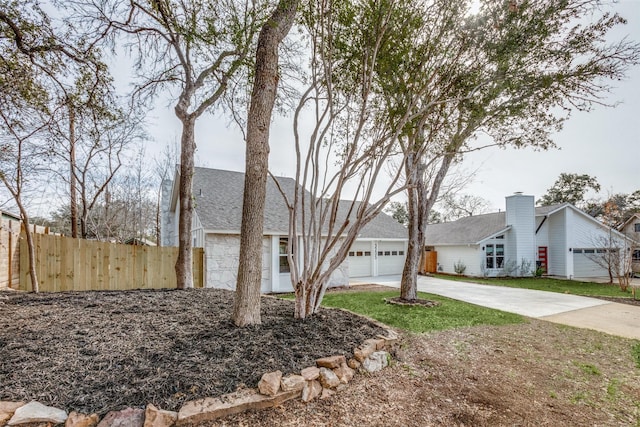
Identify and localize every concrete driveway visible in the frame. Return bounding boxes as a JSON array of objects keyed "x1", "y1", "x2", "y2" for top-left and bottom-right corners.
[{"x1": 349, "y1": 275, "x2": 640, "y2": 340}]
